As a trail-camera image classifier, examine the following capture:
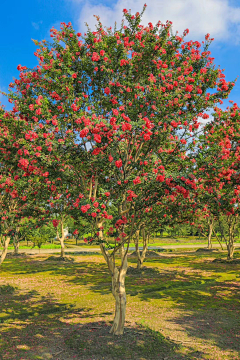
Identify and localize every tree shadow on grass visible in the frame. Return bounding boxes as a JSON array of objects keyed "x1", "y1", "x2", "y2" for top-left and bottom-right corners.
[
  {"x1": 142, "y1": 252, "x2": 240, "y2": 280},
  {"x1": 64, "y1": 320, "x2": 191, "y2": 360},
  {"x1": 47, "y1": 258, "x2": 240, "y2": 357},
  {"x1": 0, "y1": 284, "x2": 94, "y2": 360},
  {"x1": 170, "y1": 307, "x2": 240, "y2": 358},
  {"x1": 0, "y1": 256, "x2": 58, "y2": 275},
  {"x1": 133, "y1": 269, "x2": 240, "y2": 357},
  {"x1": 47, "y1": 257, "x2": 220, "y2": 300},
  {"x1": 2, "y1": 256, "x2": 240, "y2": 358},
  {"x1": 0, "y1": 284, "x2": 189, "y2": 360}
]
